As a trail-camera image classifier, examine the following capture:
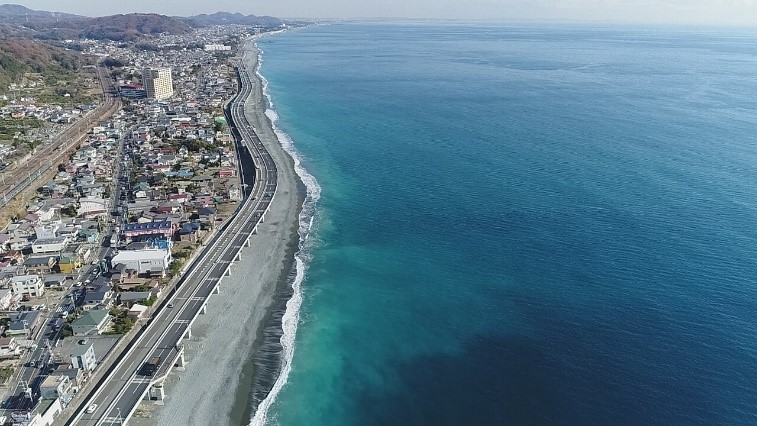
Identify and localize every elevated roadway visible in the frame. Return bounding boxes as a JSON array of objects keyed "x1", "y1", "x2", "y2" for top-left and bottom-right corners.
[{"x1": 67, "y1": 61, "x2": 277, "y2": 425}]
